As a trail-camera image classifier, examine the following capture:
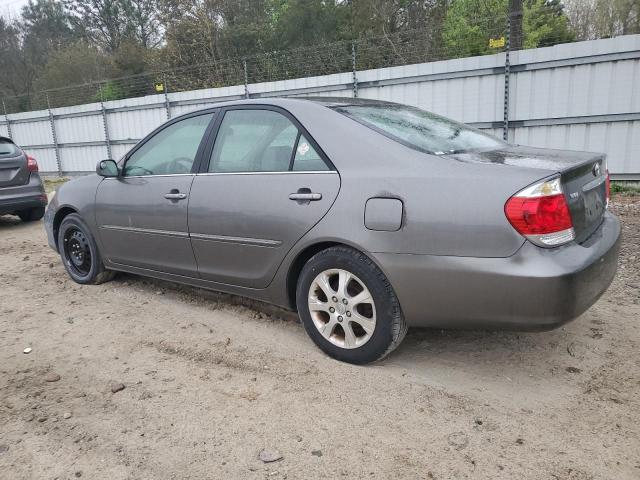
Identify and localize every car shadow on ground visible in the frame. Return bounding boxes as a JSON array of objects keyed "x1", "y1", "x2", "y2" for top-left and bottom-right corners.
[
  {"x1": 0, "y1": 214, "x2": 34, "y2": 229},
  {"x1": 109, "y1": 270, "x2": 570, "y2": 369}
]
